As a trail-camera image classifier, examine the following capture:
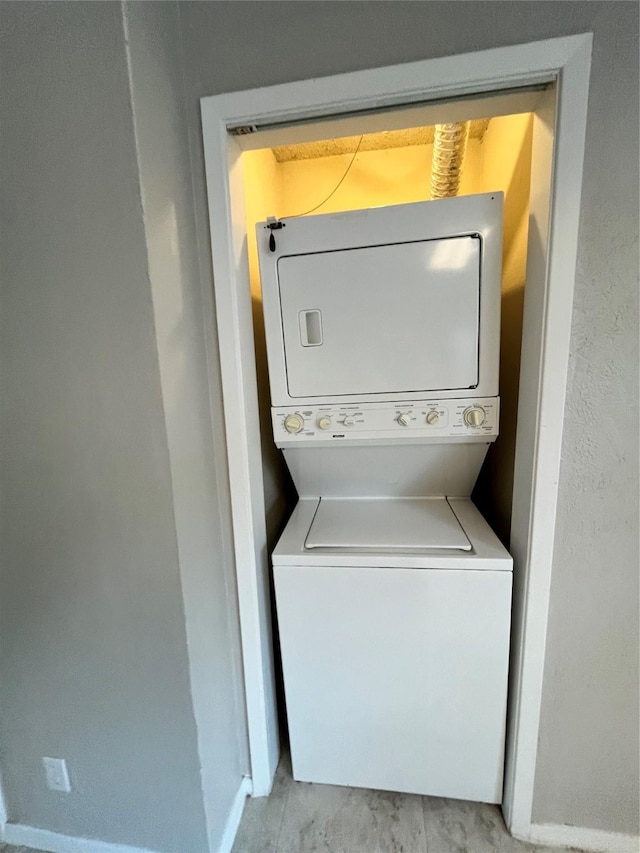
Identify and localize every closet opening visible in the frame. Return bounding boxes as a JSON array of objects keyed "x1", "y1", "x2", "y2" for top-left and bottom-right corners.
[
  {"x1": 199, "y1": 37, "x2": 592, "y2": 829},
  {"x1": 237, "y1": 101, "x2": 536, "y2": 806},
  {"x1": 243, "y1": 105, "x2": 535, "y2": 562}
]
